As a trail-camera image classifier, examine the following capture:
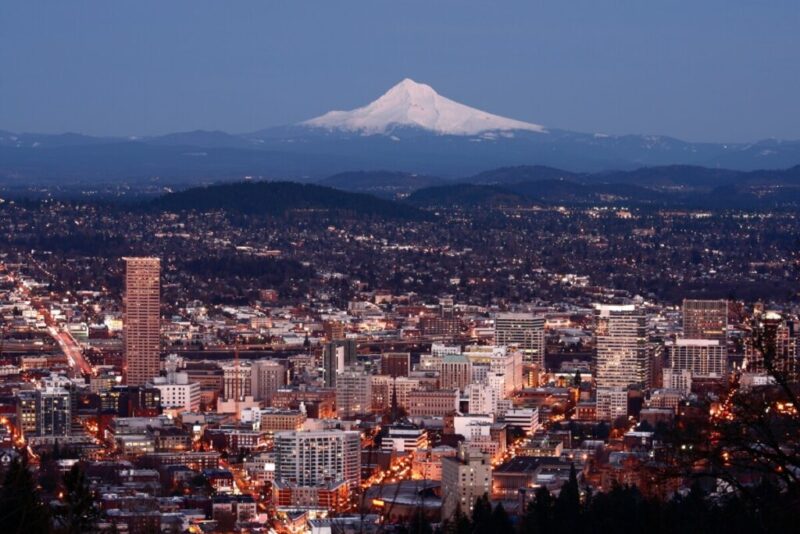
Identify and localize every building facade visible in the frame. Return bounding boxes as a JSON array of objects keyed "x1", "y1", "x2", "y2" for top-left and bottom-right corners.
[
  {"x1": 595, "y1": 305, "x2": 648, "y2": 421},
  {"x1": 123, "y1": 257, "x2": 161, "y2": 386}
]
